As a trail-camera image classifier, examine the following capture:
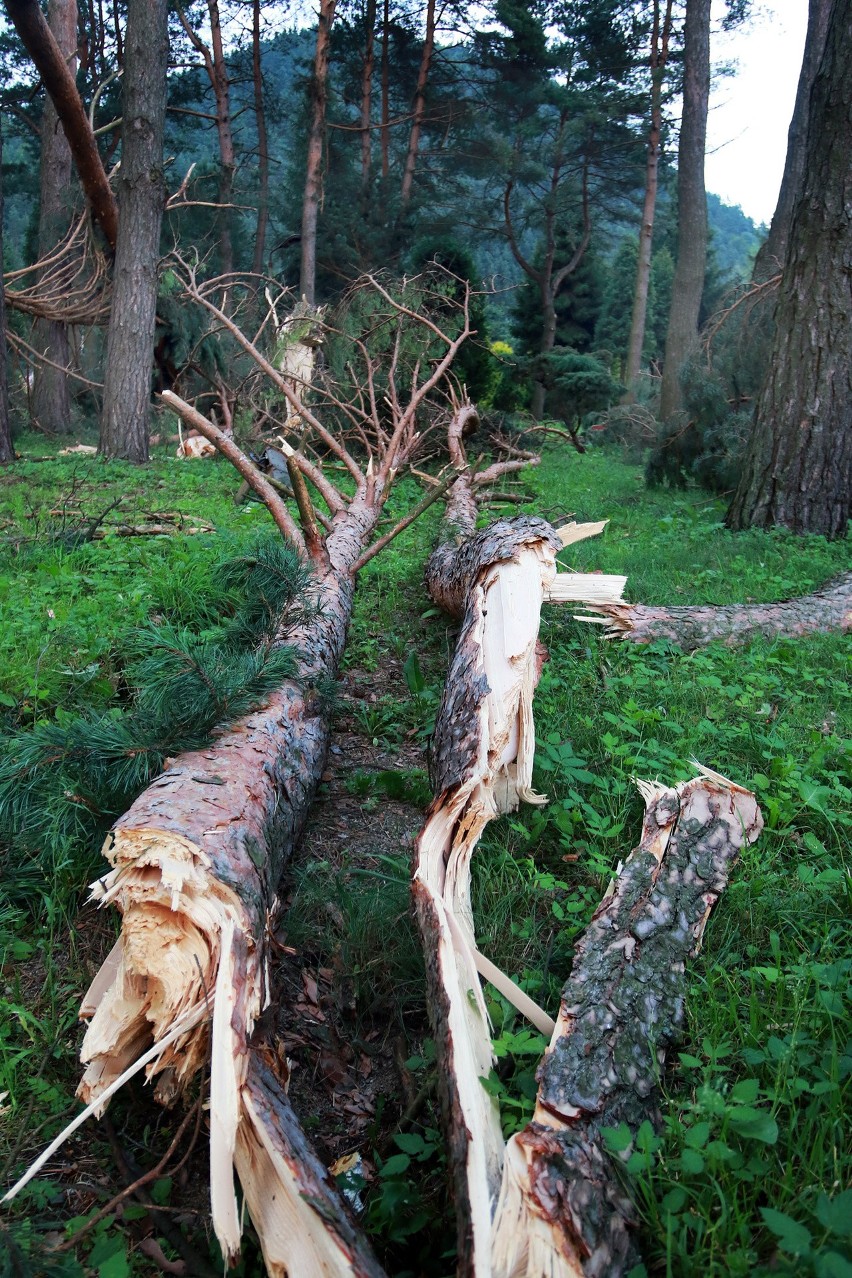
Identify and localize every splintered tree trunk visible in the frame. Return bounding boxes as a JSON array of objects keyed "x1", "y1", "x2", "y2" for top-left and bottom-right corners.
[
  {"x1": 587, "y1": 571, "x2": 852, "y2": 648},
  {"x1": 31, "y1": 0, "x2": 77, "y2": 435},
  {"x1": 99, "y1": 0, "x2": 169, "y2": 462},
  {"x1": 0, "y1": 118, "x2": 13, "y2": 465},
  {"x1": 492, "y1": 770, "x2": 762, "y2": 1278},
  {"x1": 658, "y1": 0, "x2": 710, "y2": 420},
  {"x1": 66, "y1": 492, "x2": 387, "y2": 1275}
]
